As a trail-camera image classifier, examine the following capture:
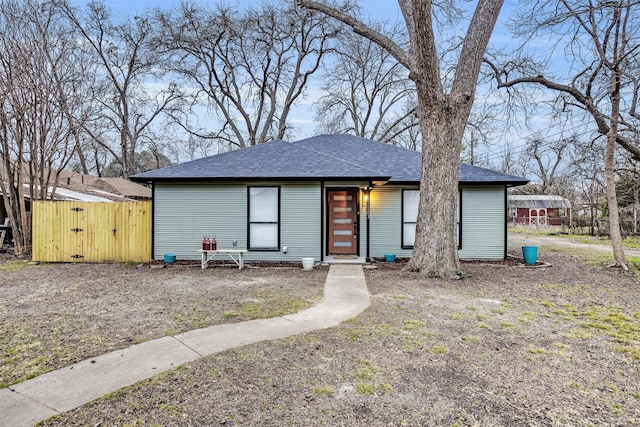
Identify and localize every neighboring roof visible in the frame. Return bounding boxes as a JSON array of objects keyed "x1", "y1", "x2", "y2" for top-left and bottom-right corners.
[
  {"x1": 49, "y1": 187, "x2": 118, "y2": 202},
  {"x1": 0, "y1": 166, "x2": 151, "y2": 202},
  {"x1": 508, "y1": 195, "x2": 572, "y2": 209},
  {"x1": 58, "y1": 171, "x2": 151, "y2": 200},
  {"x1": 131, "y1": 134, "x2": 528, "y2": 186},
  {"x1": 93, "y1": 178, "x2": 152, "y2": 199}
]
